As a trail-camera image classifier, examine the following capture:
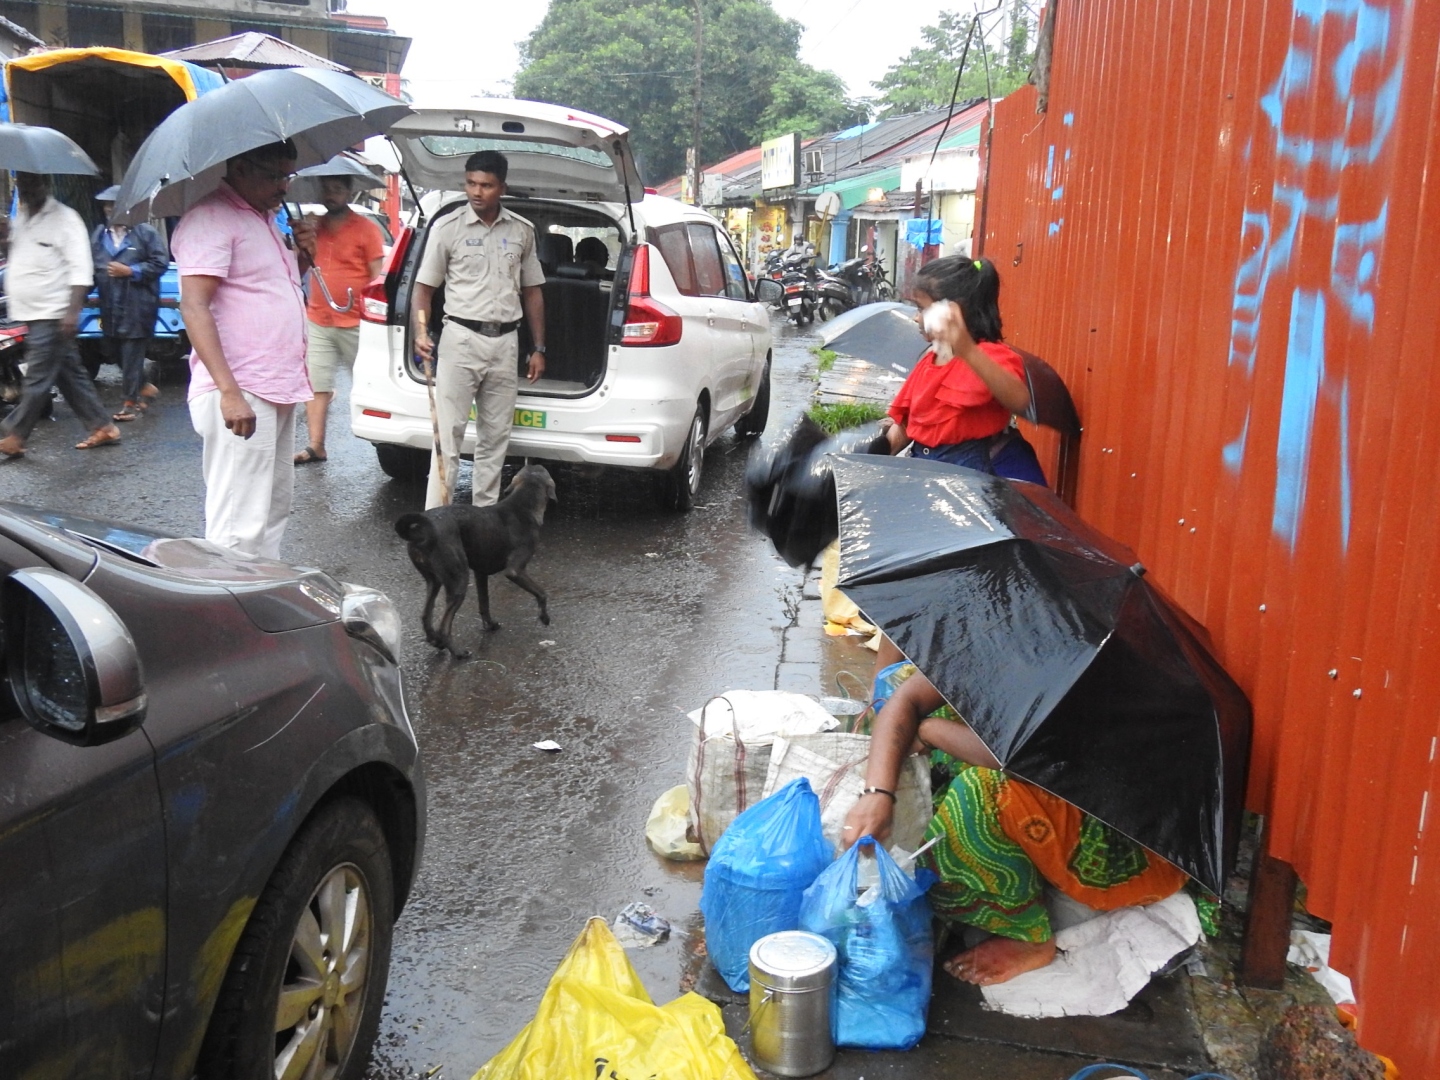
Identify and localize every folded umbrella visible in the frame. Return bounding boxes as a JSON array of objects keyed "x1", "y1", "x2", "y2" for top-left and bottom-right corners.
[
  {"x1": 831, "y1": 454, "x2": 1251, "y2": 894},
  {"x1": 112, "y1": 67, "x2": 410, "y2": 224},
  {"x1": 821, "y1": 301, "x2": 1082, "y2": 437},
  {"x1": 0, "y1": 124, "x2": 100, "y2": 176}
]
